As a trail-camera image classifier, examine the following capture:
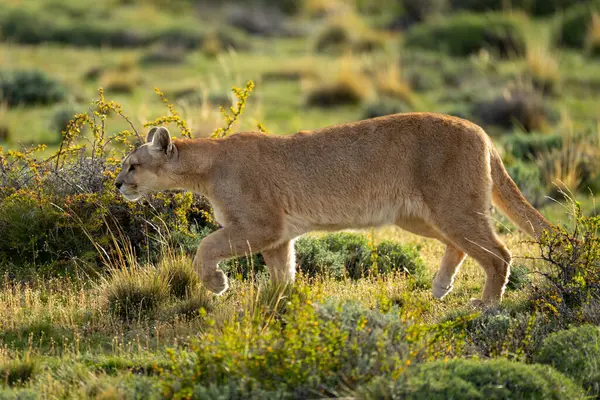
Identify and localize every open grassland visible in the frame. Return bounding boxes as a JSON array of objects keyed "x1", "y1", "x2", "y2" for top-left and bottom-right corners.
[{"x1": 1, "y1": 0, "x2": 600, "y2": 398}]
